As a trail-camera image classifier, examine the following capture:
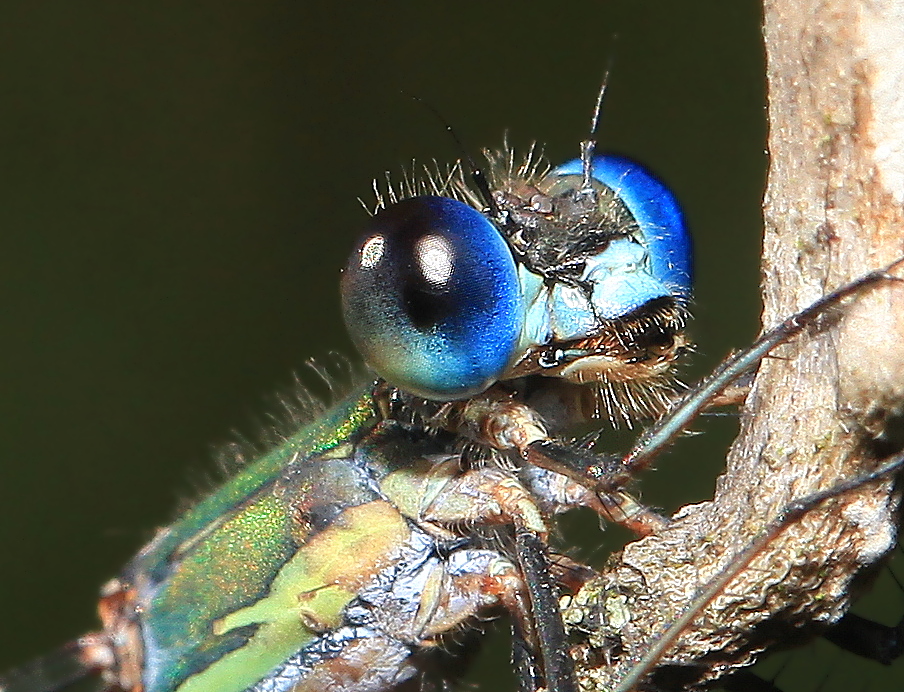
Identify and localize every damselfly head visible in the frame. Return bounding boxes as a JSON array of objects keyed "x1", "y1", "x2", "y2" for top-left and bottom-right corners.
[{"x1": 342, "y1": 144, "x2": 692, "y2": 425}]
